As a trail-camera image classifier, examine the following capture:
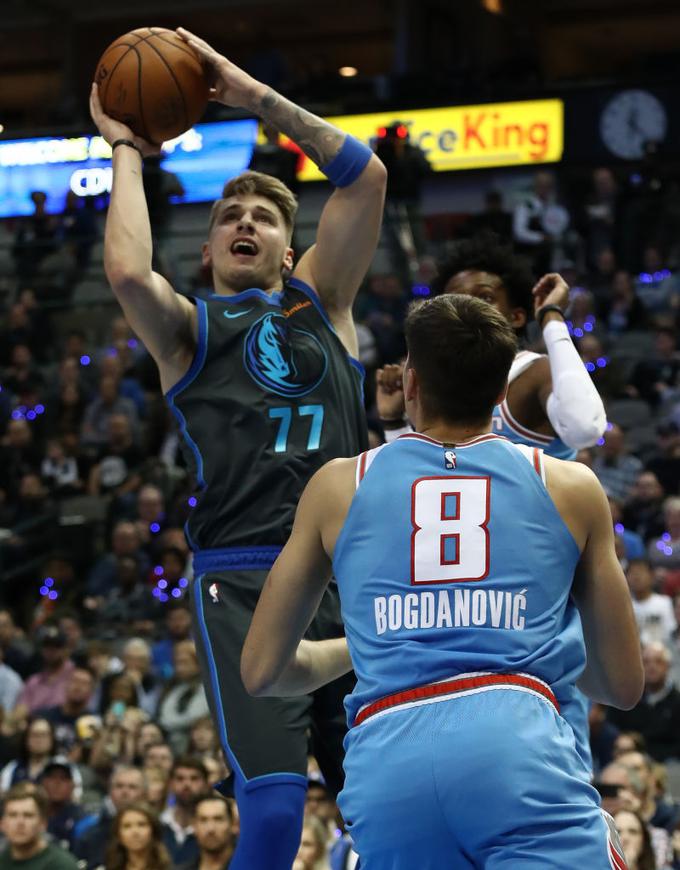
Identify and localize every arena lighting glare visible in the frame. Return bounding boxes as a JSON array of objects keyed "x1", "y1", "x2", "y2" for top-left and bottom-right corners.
[
  {"x1": 338, "y1": 66, "x2": 358, "y2": 77},
  {"x1": 481, "y1": 0, "x2": 503, "y2": 12}
]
